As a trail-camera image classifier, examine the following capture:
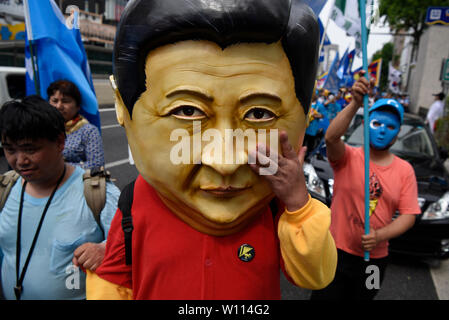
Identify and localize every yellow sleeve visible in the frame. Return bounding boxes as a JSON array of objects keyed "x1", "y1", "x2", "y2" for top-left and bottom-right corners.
[
  {"x1": 278, "y1": 195, "x2": 337, "y2": 290},
  {"x1": 86, "y1": 270, "x2": 133, "y2": 300}
]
